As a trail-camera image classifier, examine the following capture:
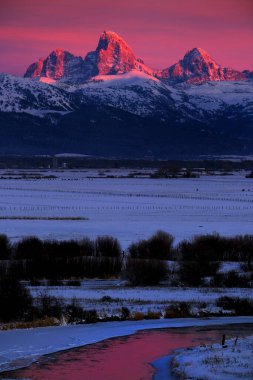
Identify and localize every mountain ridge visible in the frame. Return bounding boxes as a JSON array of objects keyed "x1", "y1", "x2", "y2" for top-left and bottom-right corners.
[
  {"x1": 0, "y1": 30, "x2": 253, "y2": 158},
  {"x1": 23, "y1": 30, "x2": 250, "y2": 85}
]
